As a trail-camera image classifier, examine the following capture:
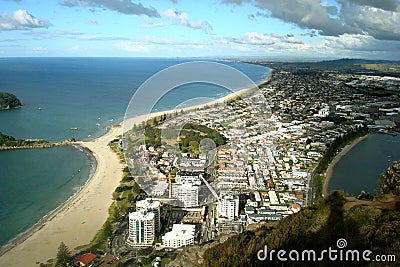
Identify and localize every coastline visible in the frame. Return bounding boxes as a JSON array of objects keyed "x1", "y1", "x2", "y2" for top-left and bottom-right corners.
[
  {"x1": 0, "y1": 144, "x2": 97, "y2": 256},
  {"x1": 0, "y1": 76, "x2": 271, "y2": 266},
  {"x1": 322, "y1": 134, "x2": 370, "y2": 196},
  {"x1": 0, "y1": 126, "x2": 124, "y2": 267}
]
